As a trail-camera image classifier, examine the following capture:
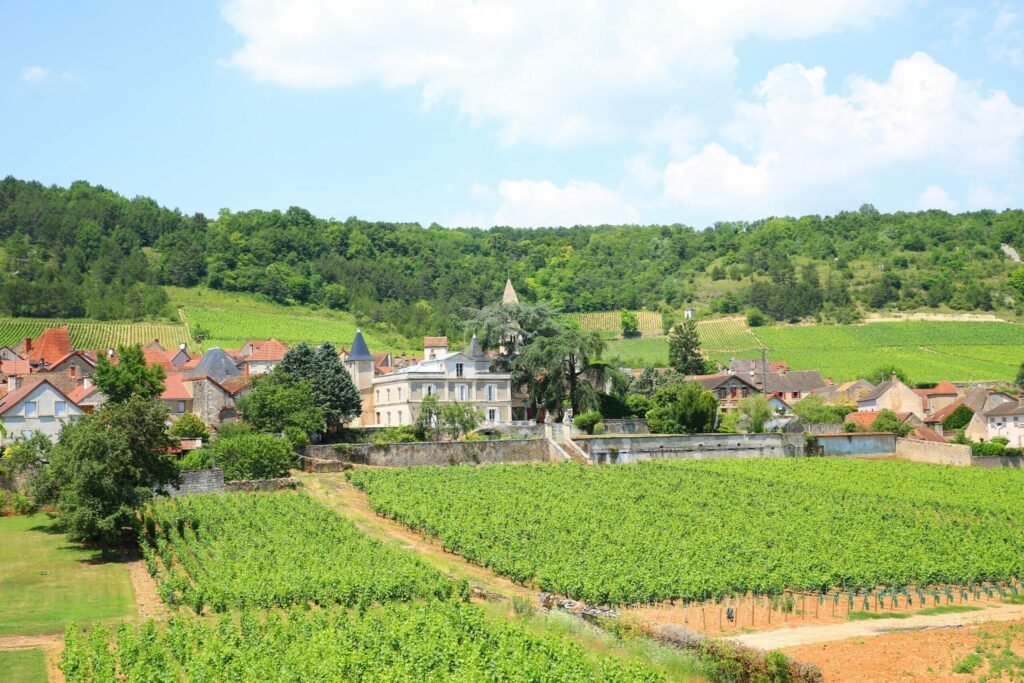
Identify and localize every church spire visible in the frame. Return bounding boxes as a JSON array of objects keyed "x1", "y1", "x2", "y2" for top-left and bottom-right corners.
[{"x1": 502, "y1": 278, "x2": 519, "y2": 305}]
